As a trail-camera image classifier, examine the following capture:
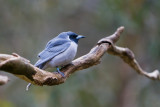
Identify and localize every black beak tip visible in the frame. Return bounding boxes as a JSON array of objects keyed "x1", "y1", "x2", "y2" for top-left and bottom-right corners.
[{"x1": 82, "y1": 36, "x2": 86, "y2": 38}]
